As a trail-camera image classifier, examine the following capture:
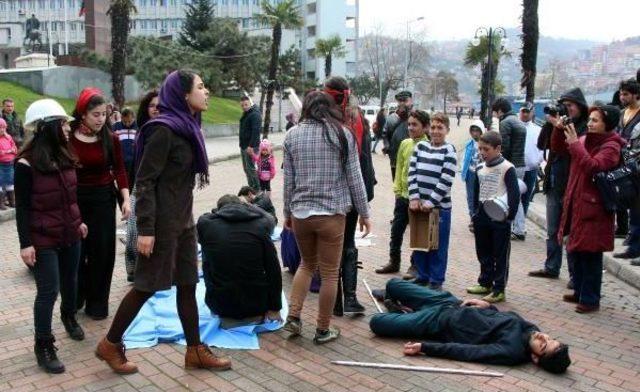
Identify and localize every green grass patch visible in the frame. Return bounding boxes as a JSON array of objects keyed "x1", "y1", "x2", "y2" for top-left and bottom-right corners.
[
  {"x1": 0, "y1": 80, "x2": 242, "y2": 124},
  {"x1": 0, "y1": 80, "x2": 77, "y2": 120}
]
